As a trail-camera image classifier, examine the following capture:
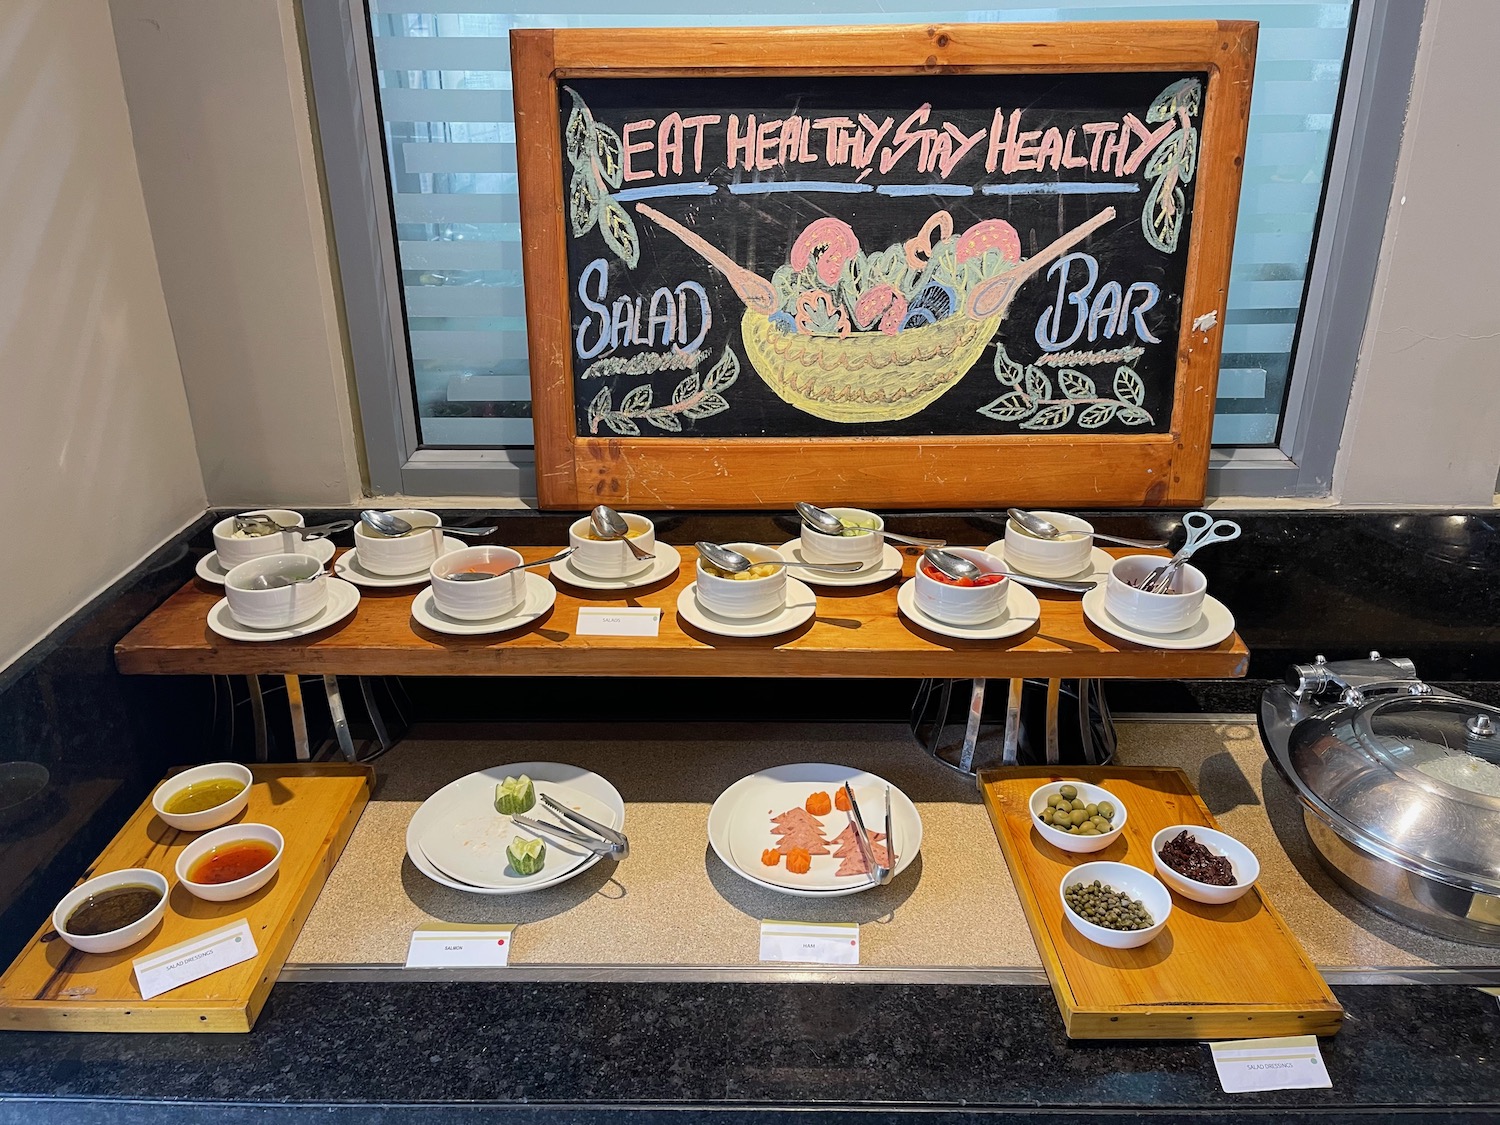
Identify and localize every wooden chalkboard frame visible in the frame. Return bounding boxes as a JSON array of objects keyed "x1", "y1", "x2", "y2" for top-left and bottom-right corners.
[{"x1": 512, "y1": 22, "x2": 1256, "y2": 509}]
